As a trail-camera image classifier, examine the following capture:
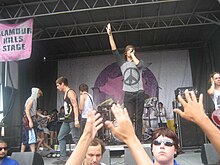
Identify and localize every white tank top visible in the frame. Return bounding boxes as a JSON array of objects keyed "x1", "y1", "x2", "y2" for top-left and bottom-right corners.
[{"x1": 82, "y1": 93, "x2": 94, "y2": 119}]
